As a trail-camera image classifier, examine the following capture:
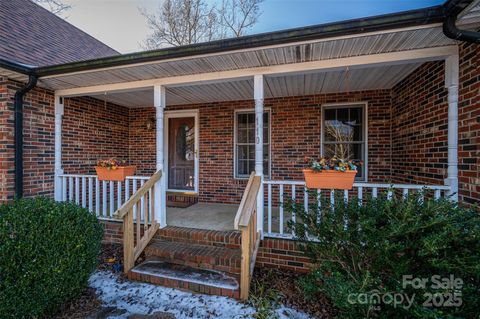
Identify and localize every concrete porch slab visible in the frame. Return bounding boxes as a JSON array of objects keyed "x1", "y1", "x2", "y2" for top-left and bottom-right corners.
[{"x1": 167, "y1": 203, "x2": 238, "y2": 231}]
